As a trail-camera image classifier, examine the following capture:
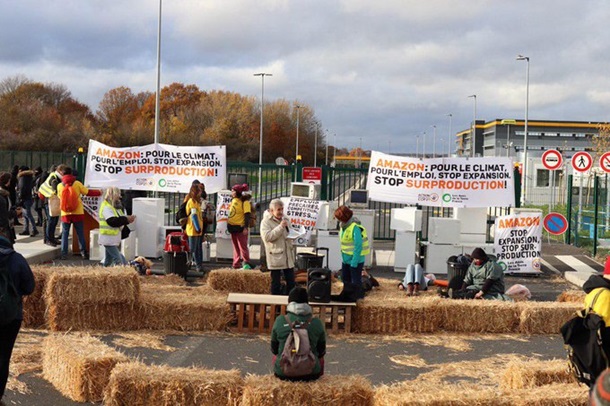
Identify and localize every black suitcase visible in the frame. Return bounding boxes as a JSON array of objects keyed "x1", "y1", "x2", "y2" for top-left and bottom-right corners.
[
  {"x1": 163, "y1": 251, "x2": 188, "y2": 279},
  {"x1": 307, "y1": 247, "x2": 332, "y2": 303}
]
